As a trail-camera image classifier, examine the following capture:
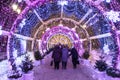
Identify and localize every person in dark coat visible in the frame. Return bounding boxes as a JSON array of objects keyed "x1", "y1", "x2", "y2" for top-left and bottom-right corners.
[
  {"x1": 70, "y1": 47, "x2": 79, "y2": 69},
  {"x1": 52, "y1": 45, "x2": 62, "y2": 69}
]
